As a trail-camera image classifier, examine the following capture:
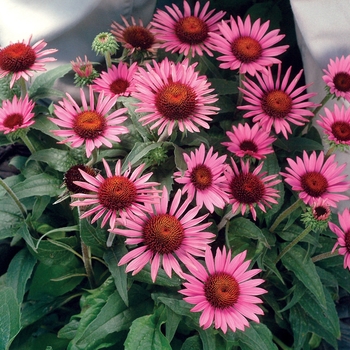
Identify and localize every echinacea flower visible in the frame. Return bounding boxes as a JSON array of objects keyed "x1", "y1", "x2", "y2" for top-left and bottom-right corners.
[
  {"x1": 151, "y1": 0, "x2": 225, "y2": 57},
  {"x1": 222, "y1": 122, "x2": 276, "y2": 160},
  {"x1": 323, "y1": 55, "x2": 350, "y2": 101},
  {"x1": 225, "y1": 159, "x2": 281, "y2": 220},
  {"x1": 91, "y1": 32, "x2": 119, "y2": 56},
  {"x1": 92, "y1": 61, "x2": 138, "y2": 98},
  {"x1": 112, "y1": 187, "x2": 214, "y2": 282},
  {"x1": 280, "y1": 151, "x2": 350, "y2": 207},
  {"x1": 111, "y1": 16, "x2": 158, "y2": 55},
  {"x1": 238, "y1": 65, "x2": 318, "y2": 139},
  {"x1": 173, "y1": 143, "x2": 229, "y2": 213},
  {"x1": 179, "y1": 246, "x2": 266, "y2": 333},
  {"x1": 317, "y1": 104, "x2": 350, "y2": 148},
  {"x1": 210, "y1": 15, "x2": 288, "y2": 76},
  {"x1": 71, "y1": 55, "x2": 99, "y2": 87},
  {"x1": 300, "y1": 198, "x2": 331, "y2": 232},
  {"x1": 70, "y1": 158, "x2": 159, "y2": 229},
  {"x1": 50, "y1": 85, "x2": 129, "y2": 158},
  {"x1": 134, "y1": 57, "x2": 219, "y2": 136},
  {"x1": 0, "y1": 35, "x2": 57, "y2": 88},
  {"x1": 0, "y1": 94, "x2": 35, "y2": 134},
  {"x1": 329, "y1": 208, "x2": 350, "y2": 269}
]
